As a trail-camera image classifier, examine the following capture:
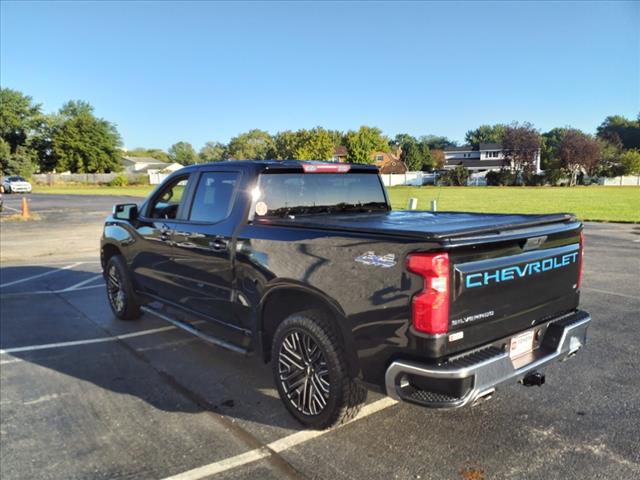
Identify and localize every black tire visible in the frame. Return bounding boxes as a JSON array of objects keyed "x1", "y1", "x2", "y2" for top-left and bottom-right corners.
[
  {"x1": 105, "y1": 255, "x2": 141, "y2": 320},
  {"x1": 272, "y1": 310, "x2": 367, "y2": 429}
]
